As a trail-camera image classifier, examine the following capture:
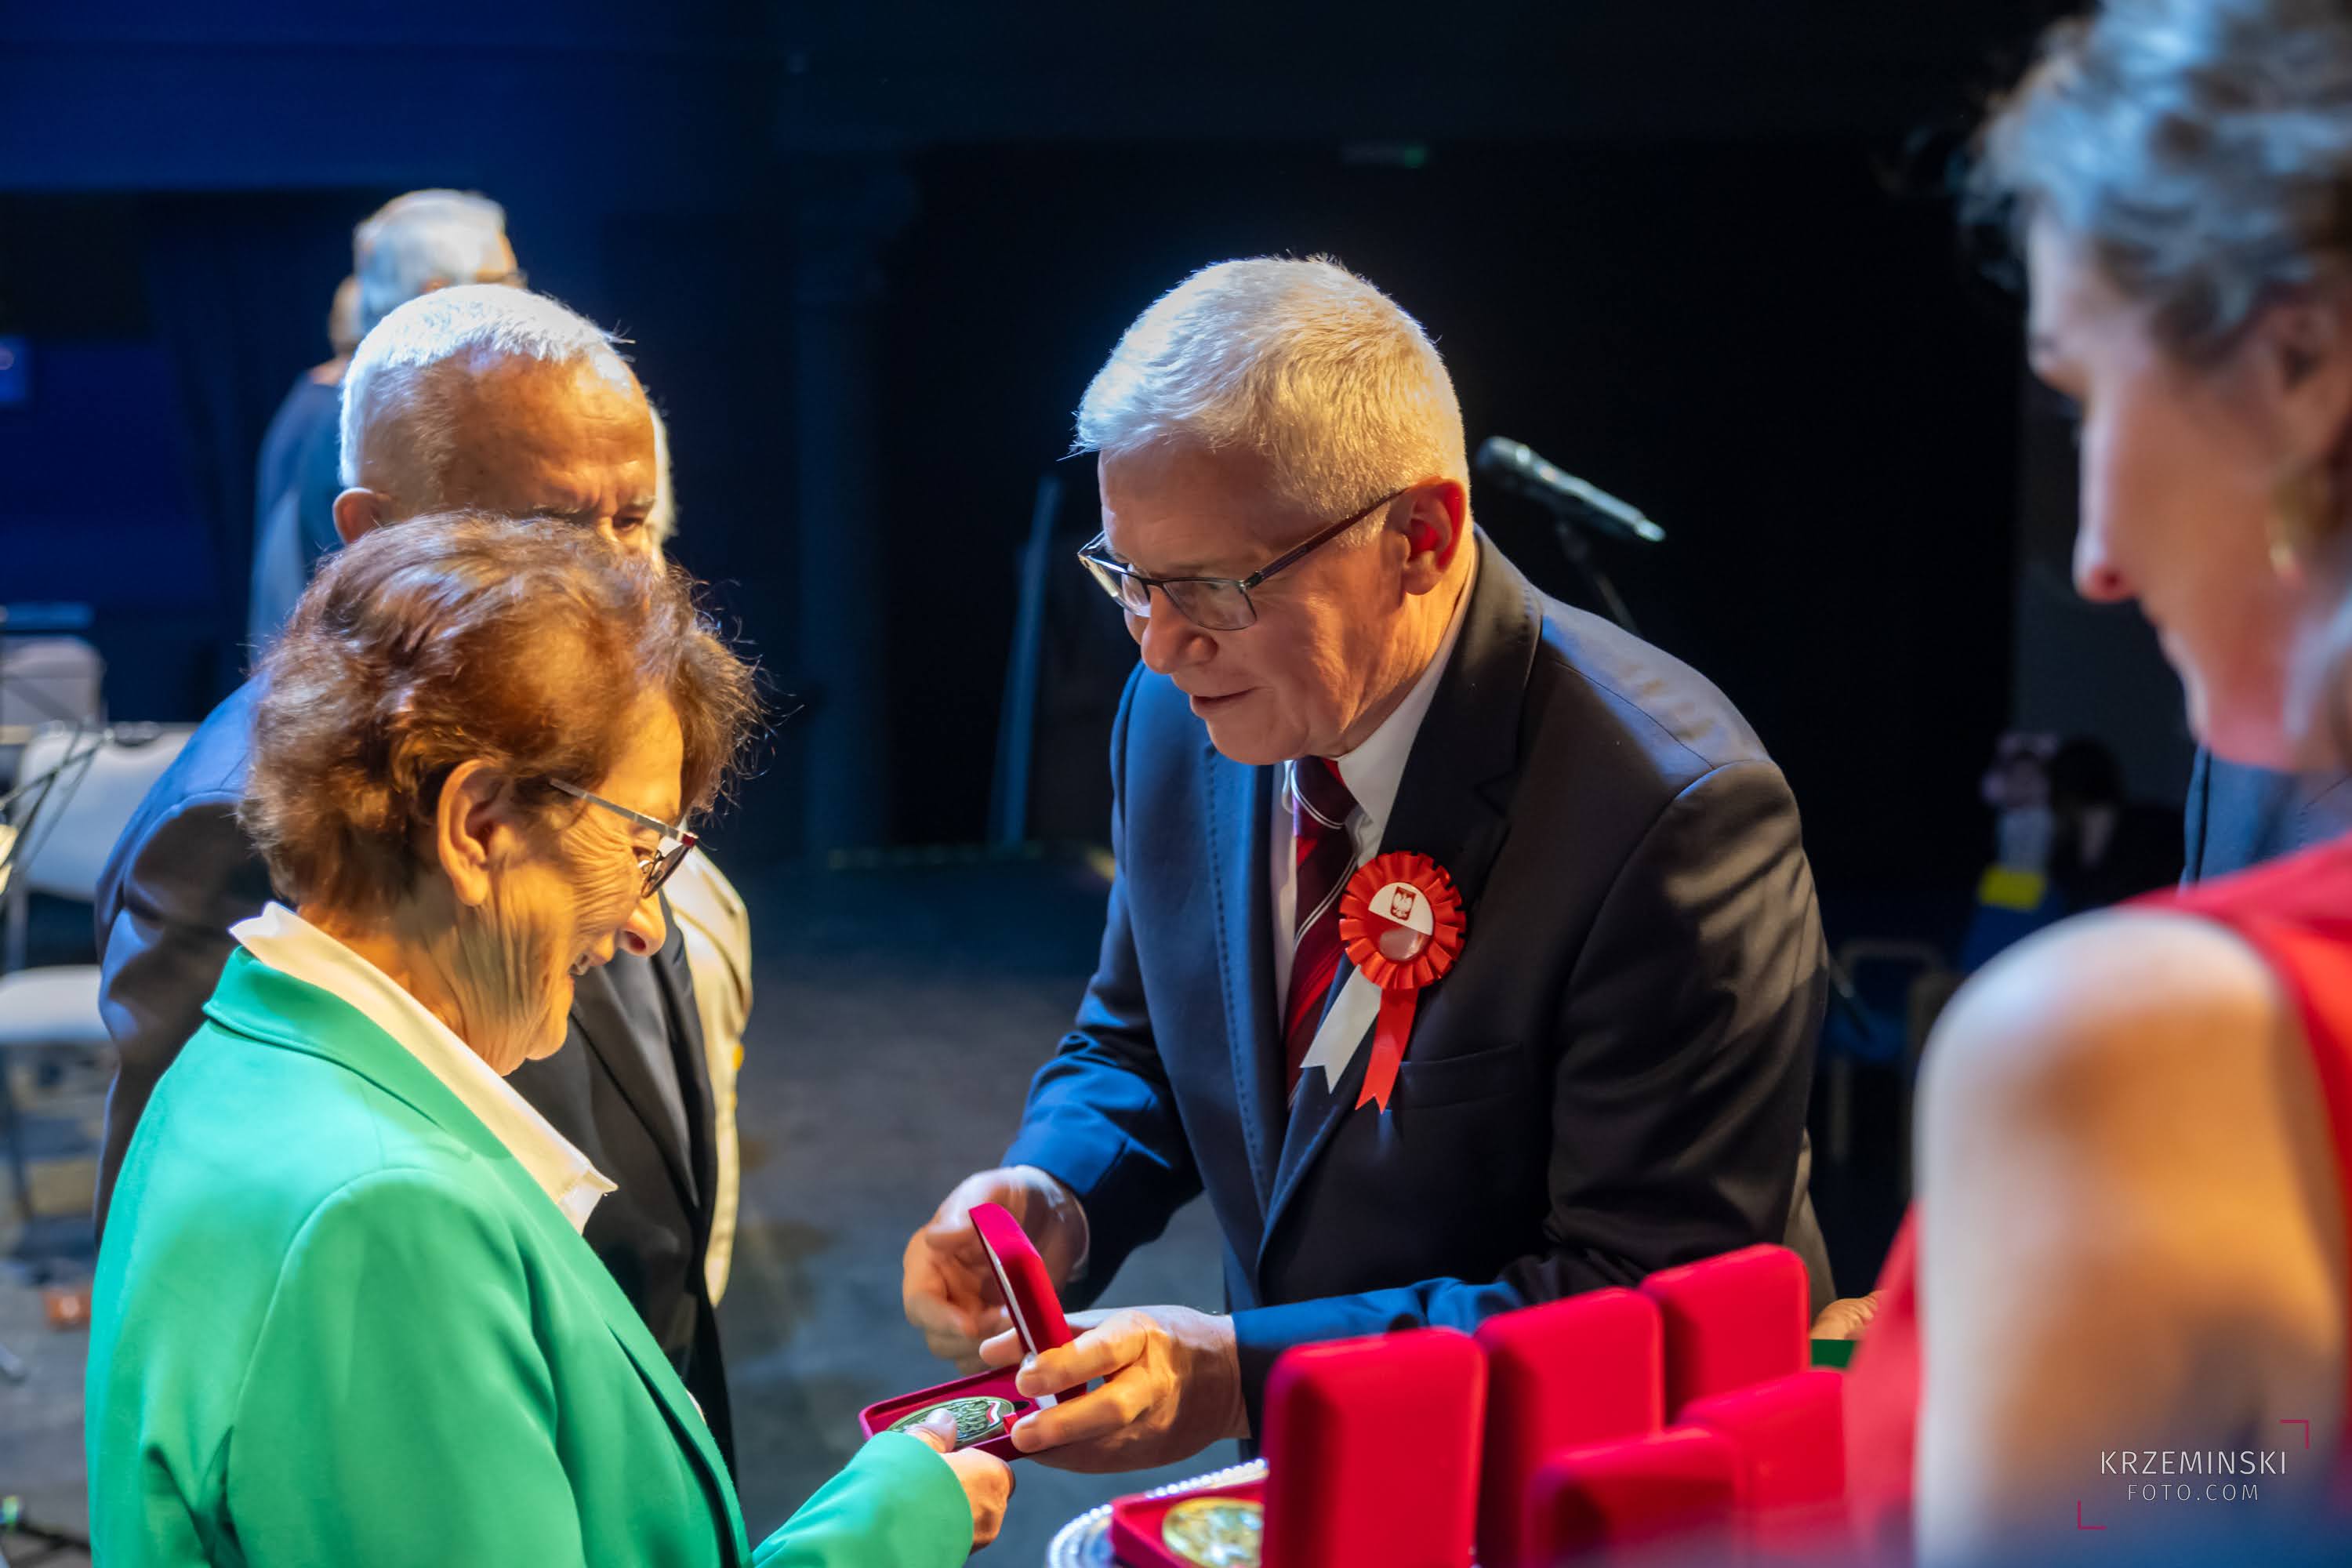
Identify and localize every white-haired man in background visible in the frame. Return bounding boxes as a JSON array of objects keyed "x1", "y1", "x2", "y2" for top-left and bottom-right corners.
[
  {"x1": 249, "y1": 190, "x2": 522, "y2": 648},
  {"x1": 101, "y1": 284, "x2": 751, "y2": 1467},
  {"x1": 904, "y1": 257, "x2": 1830, "y2": 1479},
  {"x1": 351, "y1": 189, "x2": 520, "y2": 339}
]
